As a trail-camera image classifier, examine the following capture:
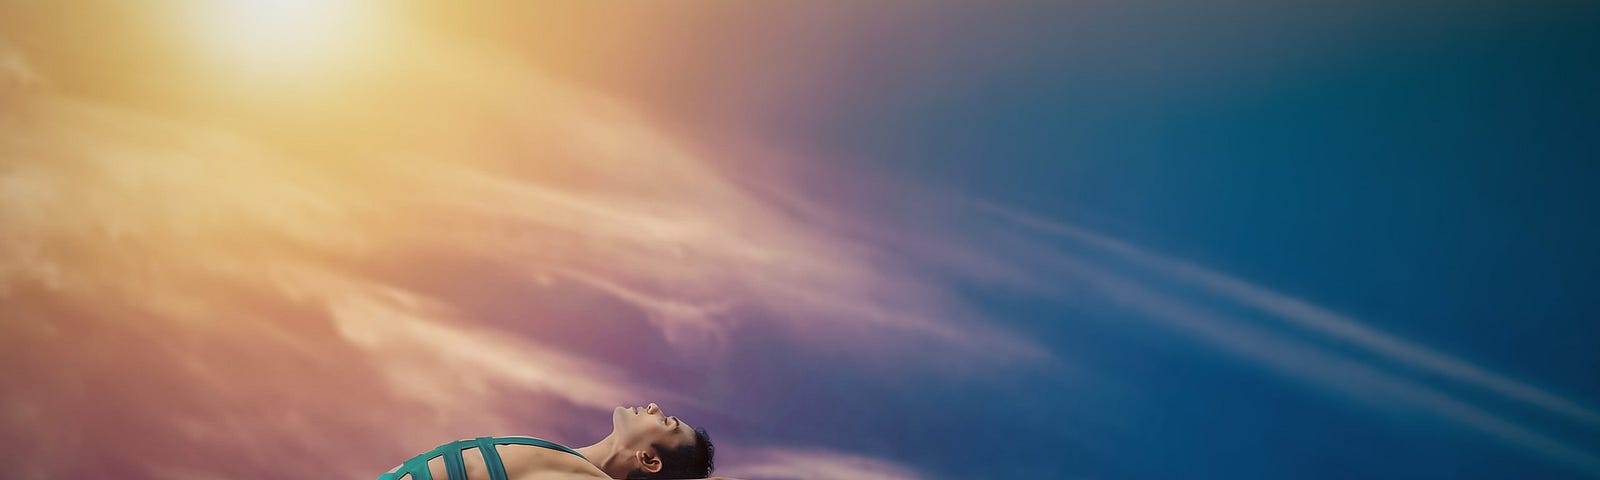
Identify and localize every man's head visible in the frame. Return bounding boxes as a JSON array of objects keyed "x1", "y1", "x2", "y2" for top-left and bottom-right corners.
[{"x1": 610, "y1": 403, "x2": 714, "y2": 479}]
